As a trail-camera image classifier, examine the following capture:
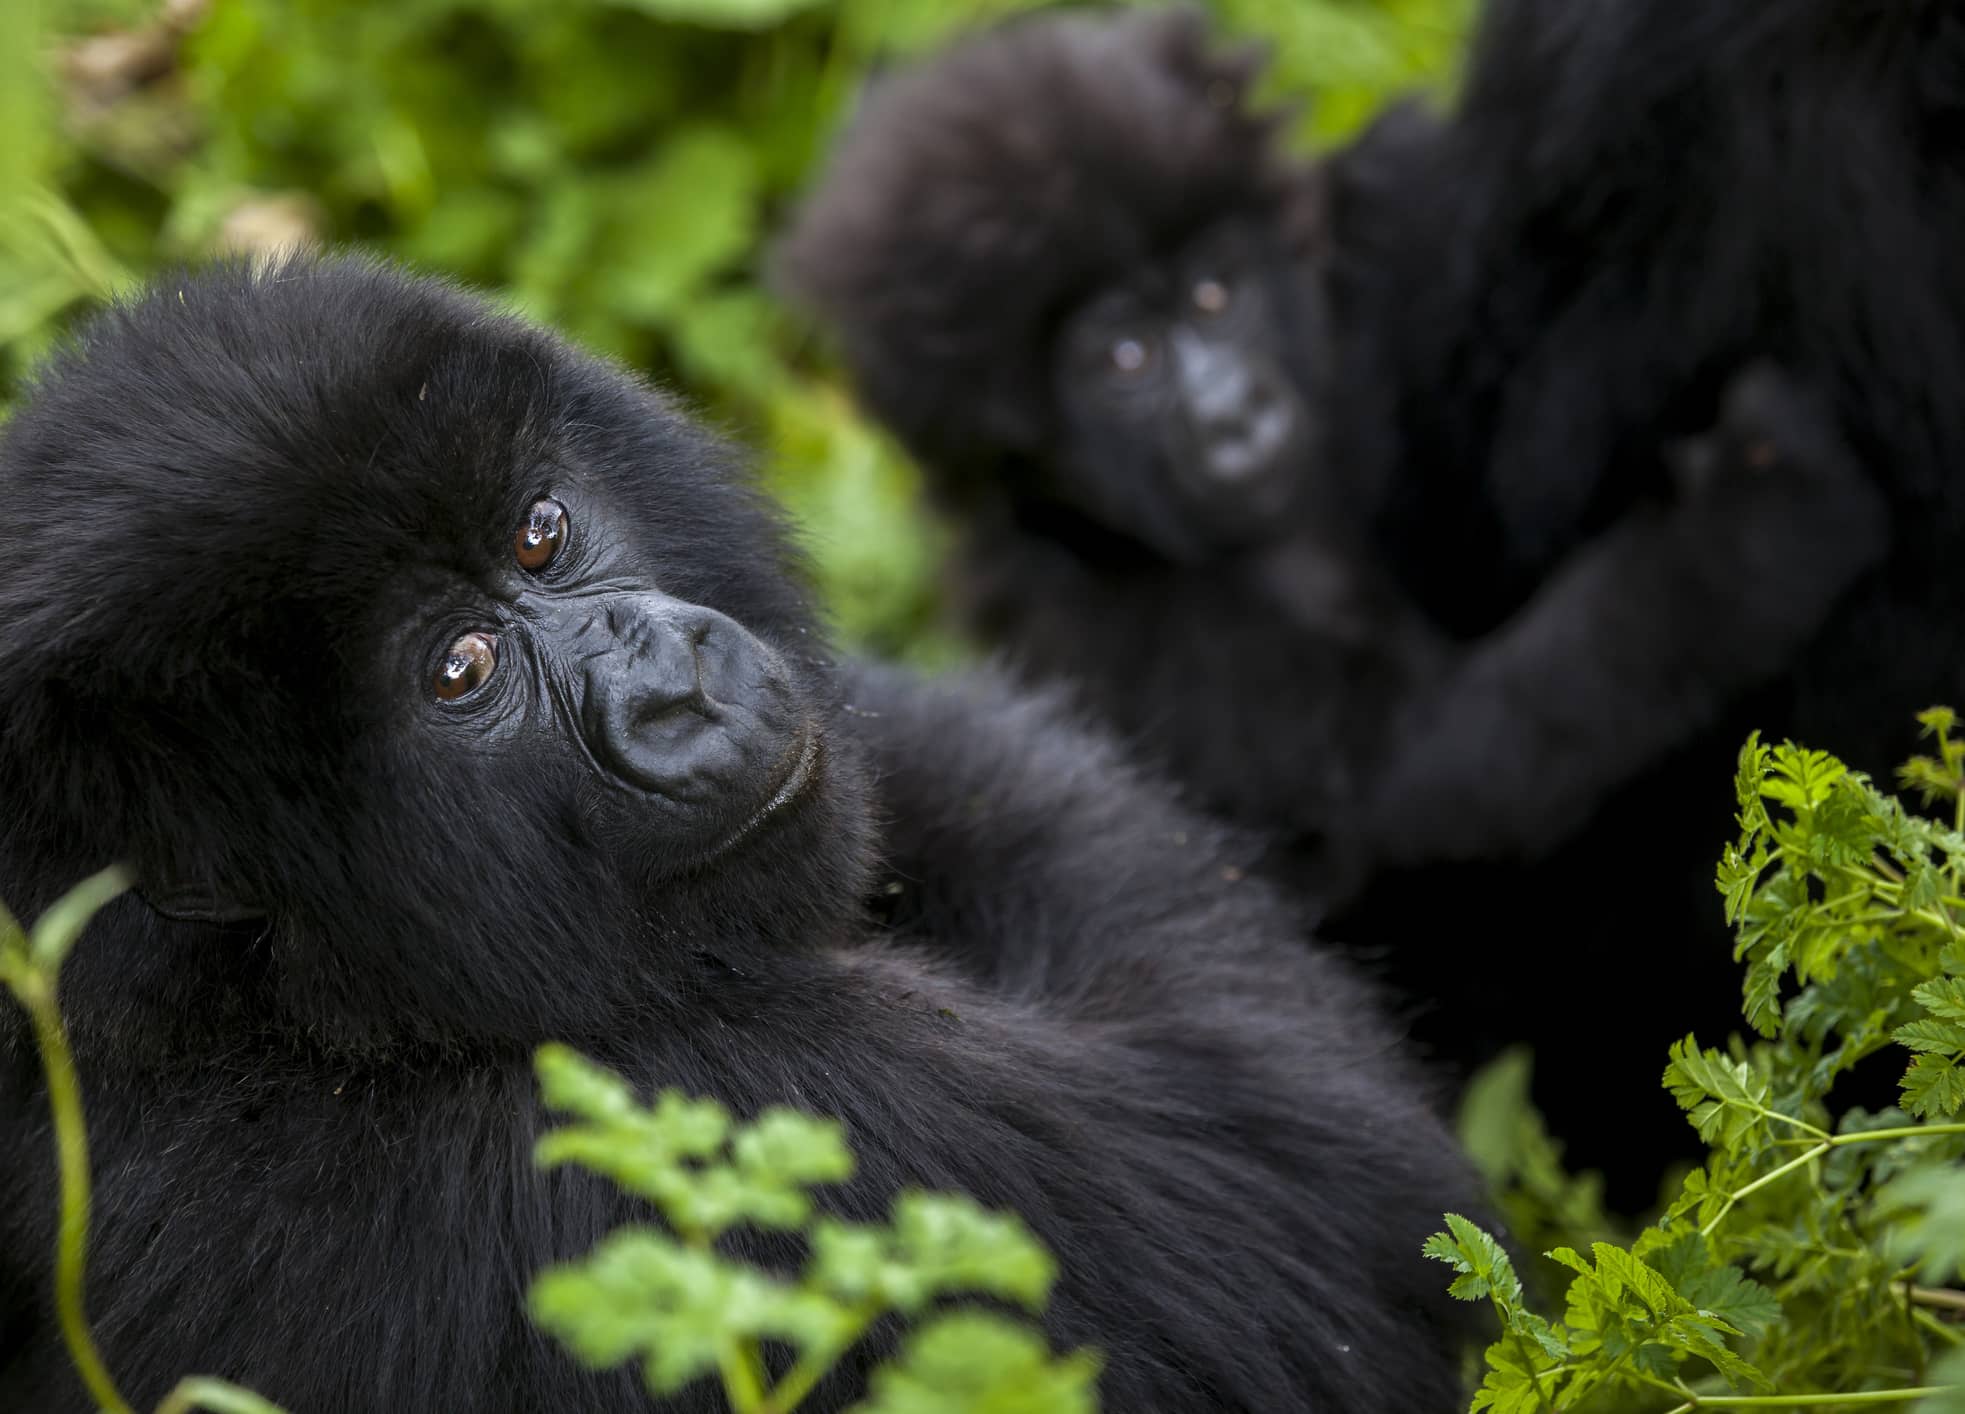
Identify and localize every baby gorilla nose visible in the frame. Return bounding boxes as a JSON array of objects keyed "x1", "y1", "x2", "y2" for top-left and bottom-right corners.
[
  {"x1": 1200, "y1": 379, "x2": 1299, "y2": 485},
  {"x1": 578, "y1": 592, "x2": 807, "y2": 822},
  {"x1": 1170, "y1": 330, "x2": 1302, "y2": 491}
]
